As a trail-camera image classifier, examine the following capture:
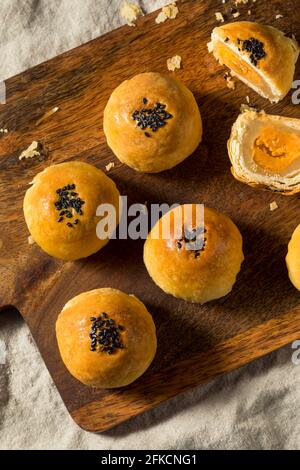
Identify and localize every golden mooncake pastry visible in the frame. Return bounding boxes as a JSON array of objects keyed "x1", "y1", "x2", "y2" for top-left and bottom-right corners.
[
  {"x1": 228, "y1": 109, "x2": 300, "y2": 195},
  {"x1": 286, "y1": 224, "x2": 300, "y2": 291},
  {"x1": 23, "y1": 161, "x2": 120, "y2": 261},
  {"x1": 56, "y1": 288, "x2": 157, "y2": 388},
  {"x1": 103, "y1": 72, "x2": 202, "y2": 173},
  {"x1": 143, "y1": 204, "x2": 244, "y2": 304},
  {"x1": 208, "y1": 21, "x2": 299, "y2": 102}
]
